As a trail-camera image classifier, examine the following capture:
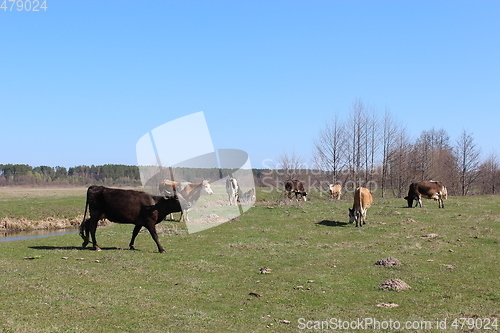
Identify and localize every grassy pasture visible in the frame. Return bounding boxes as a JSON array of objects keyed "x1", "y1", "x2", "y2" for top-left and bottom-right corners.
[{"x1": 0, "y1": 188, "x2": 498, "y2": 332}]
